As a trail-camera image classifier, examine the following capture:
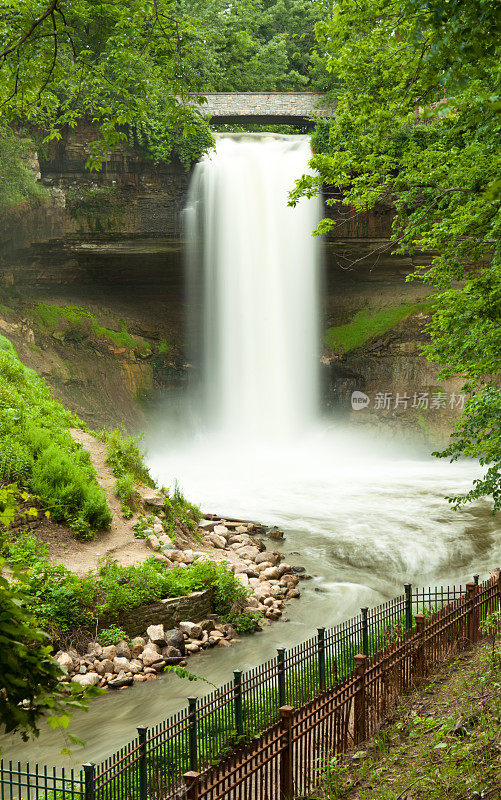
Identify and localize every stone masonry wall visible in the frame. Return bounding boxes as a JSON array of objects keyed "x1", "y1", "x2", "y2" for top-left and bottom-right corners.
[
  {"x1": 198, "y1": 92, "x2": 332, "y2": 119},
  {"x1": 114, "y1": 590, "x2": 213, "y2": 638}
]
